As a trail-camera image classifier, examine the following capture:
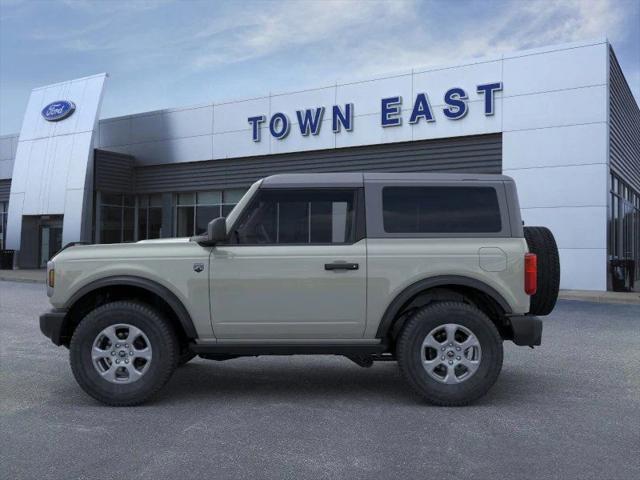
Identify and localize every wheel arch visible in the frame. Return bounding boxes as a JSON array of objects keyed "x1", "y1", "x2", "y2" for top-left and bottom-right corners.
[
  {"x1": 60, "y1": 276, "x2": 197, "y2": 346},
  {"x1": 375, "y1": 275, "x2": 513, "y2": 341}
]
